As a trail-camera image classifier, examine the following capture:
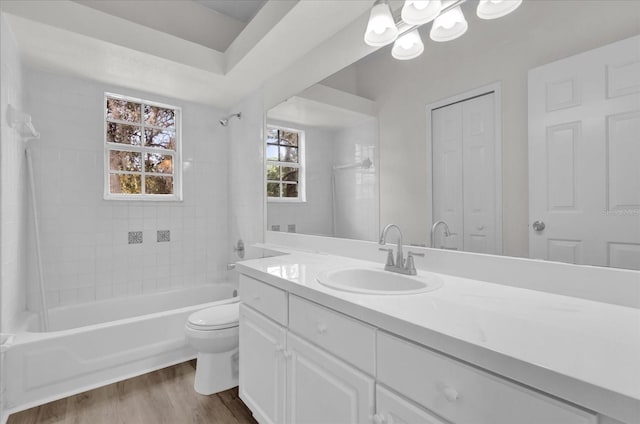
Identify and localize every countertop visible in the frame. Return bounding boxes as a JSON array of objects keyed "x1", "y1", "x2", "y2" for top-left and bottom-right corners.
[{"x1": 236, "y1": 248, "x2": 640, "y2": 424}]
